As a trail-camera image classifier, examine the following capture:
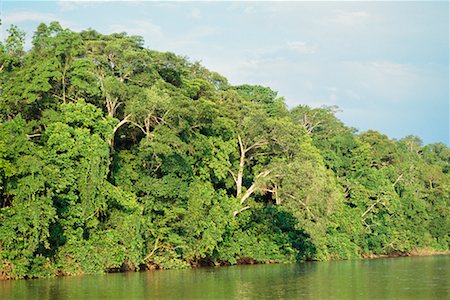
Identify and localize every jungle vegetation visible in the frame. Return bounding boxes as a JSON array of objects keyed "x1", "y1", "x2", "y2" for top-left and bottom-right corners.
[{"x1": 0, "y1": 22, "x2": 448, "y2": 279}]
